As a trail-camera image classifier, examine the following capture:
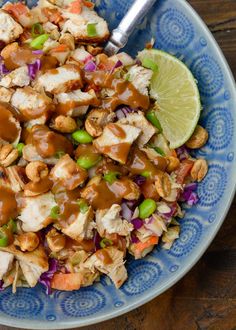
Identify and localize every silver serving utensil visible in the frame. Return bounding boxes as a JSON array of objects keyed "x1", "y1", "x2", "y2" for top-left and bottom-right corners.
[{"x1": 104, "y1": 0, "x2": 157, "y2": 56}]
